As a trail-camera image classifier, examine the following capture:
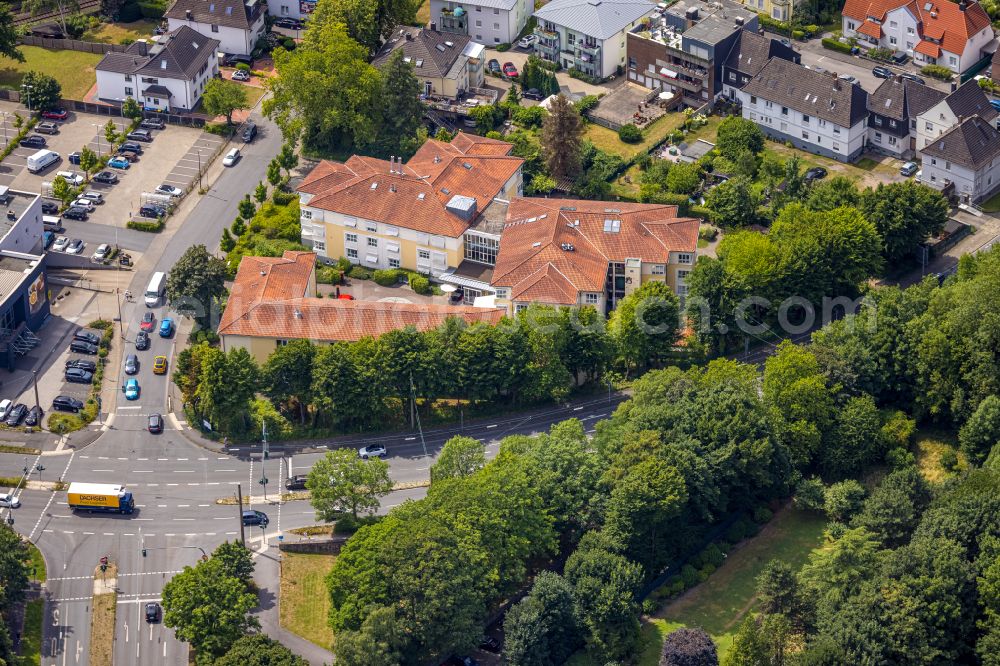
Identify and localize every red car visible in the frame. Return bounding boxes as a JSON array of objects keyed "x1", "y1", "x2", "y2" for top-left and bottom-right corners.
[
  {"x1": 502, "y1": 62, "x2": 518, "y2": 79},
  {"x1": 41, "y1": 108, "x2": 69, "y2": 120},
  {"x1": 337, "y1": 294, "x2": 355, "y2": 300},
  {"x1": 140, "y1": 312, "x2": 156, "y2": 332}
]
